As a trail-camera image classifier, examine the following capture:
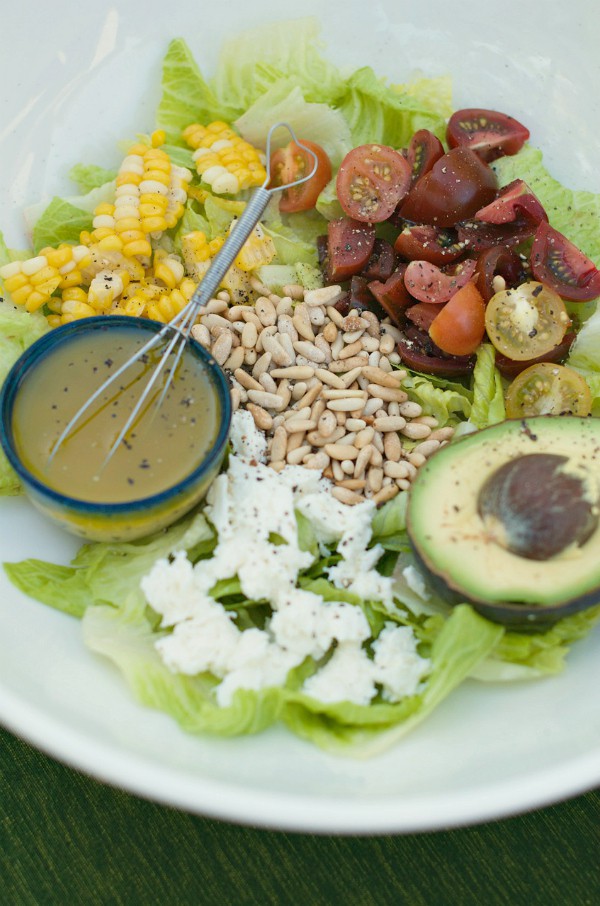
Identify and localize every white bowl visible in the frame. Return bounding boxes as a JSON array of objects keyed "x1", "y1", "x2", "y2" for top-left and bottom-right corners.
[{"x1": 0, "y1": 0, "x2": 599, "y2": 834}]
